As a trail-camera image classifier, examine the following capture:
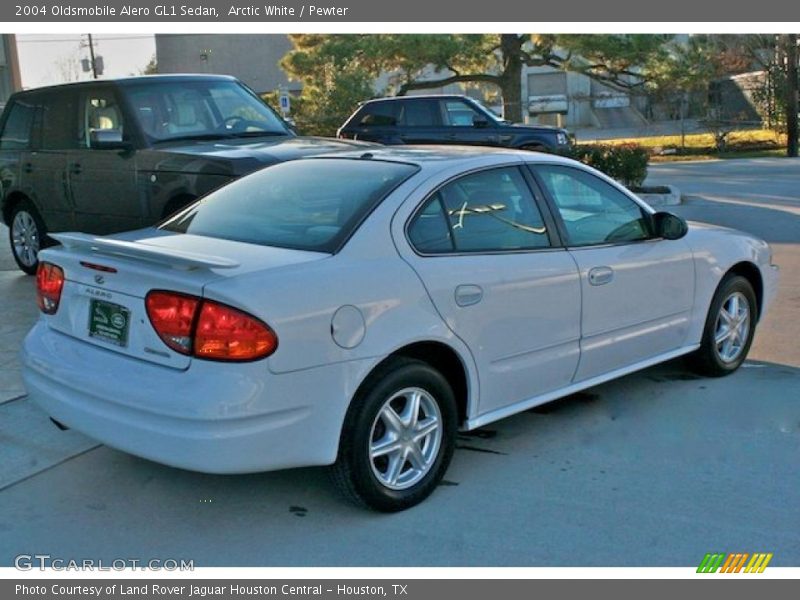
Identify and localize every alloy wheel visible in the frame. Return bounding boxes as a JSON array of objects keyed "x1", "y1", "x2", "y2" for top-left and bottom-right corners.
[
  {"x1": 713, "y1": 291, "x2": 751, "y2": 363},
  {"x1": 368, "y1": 386, "x2": 443, "y2": 491},
  {"x1": 11, "y1": 210, "x2": 41, "y2": 269}
]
